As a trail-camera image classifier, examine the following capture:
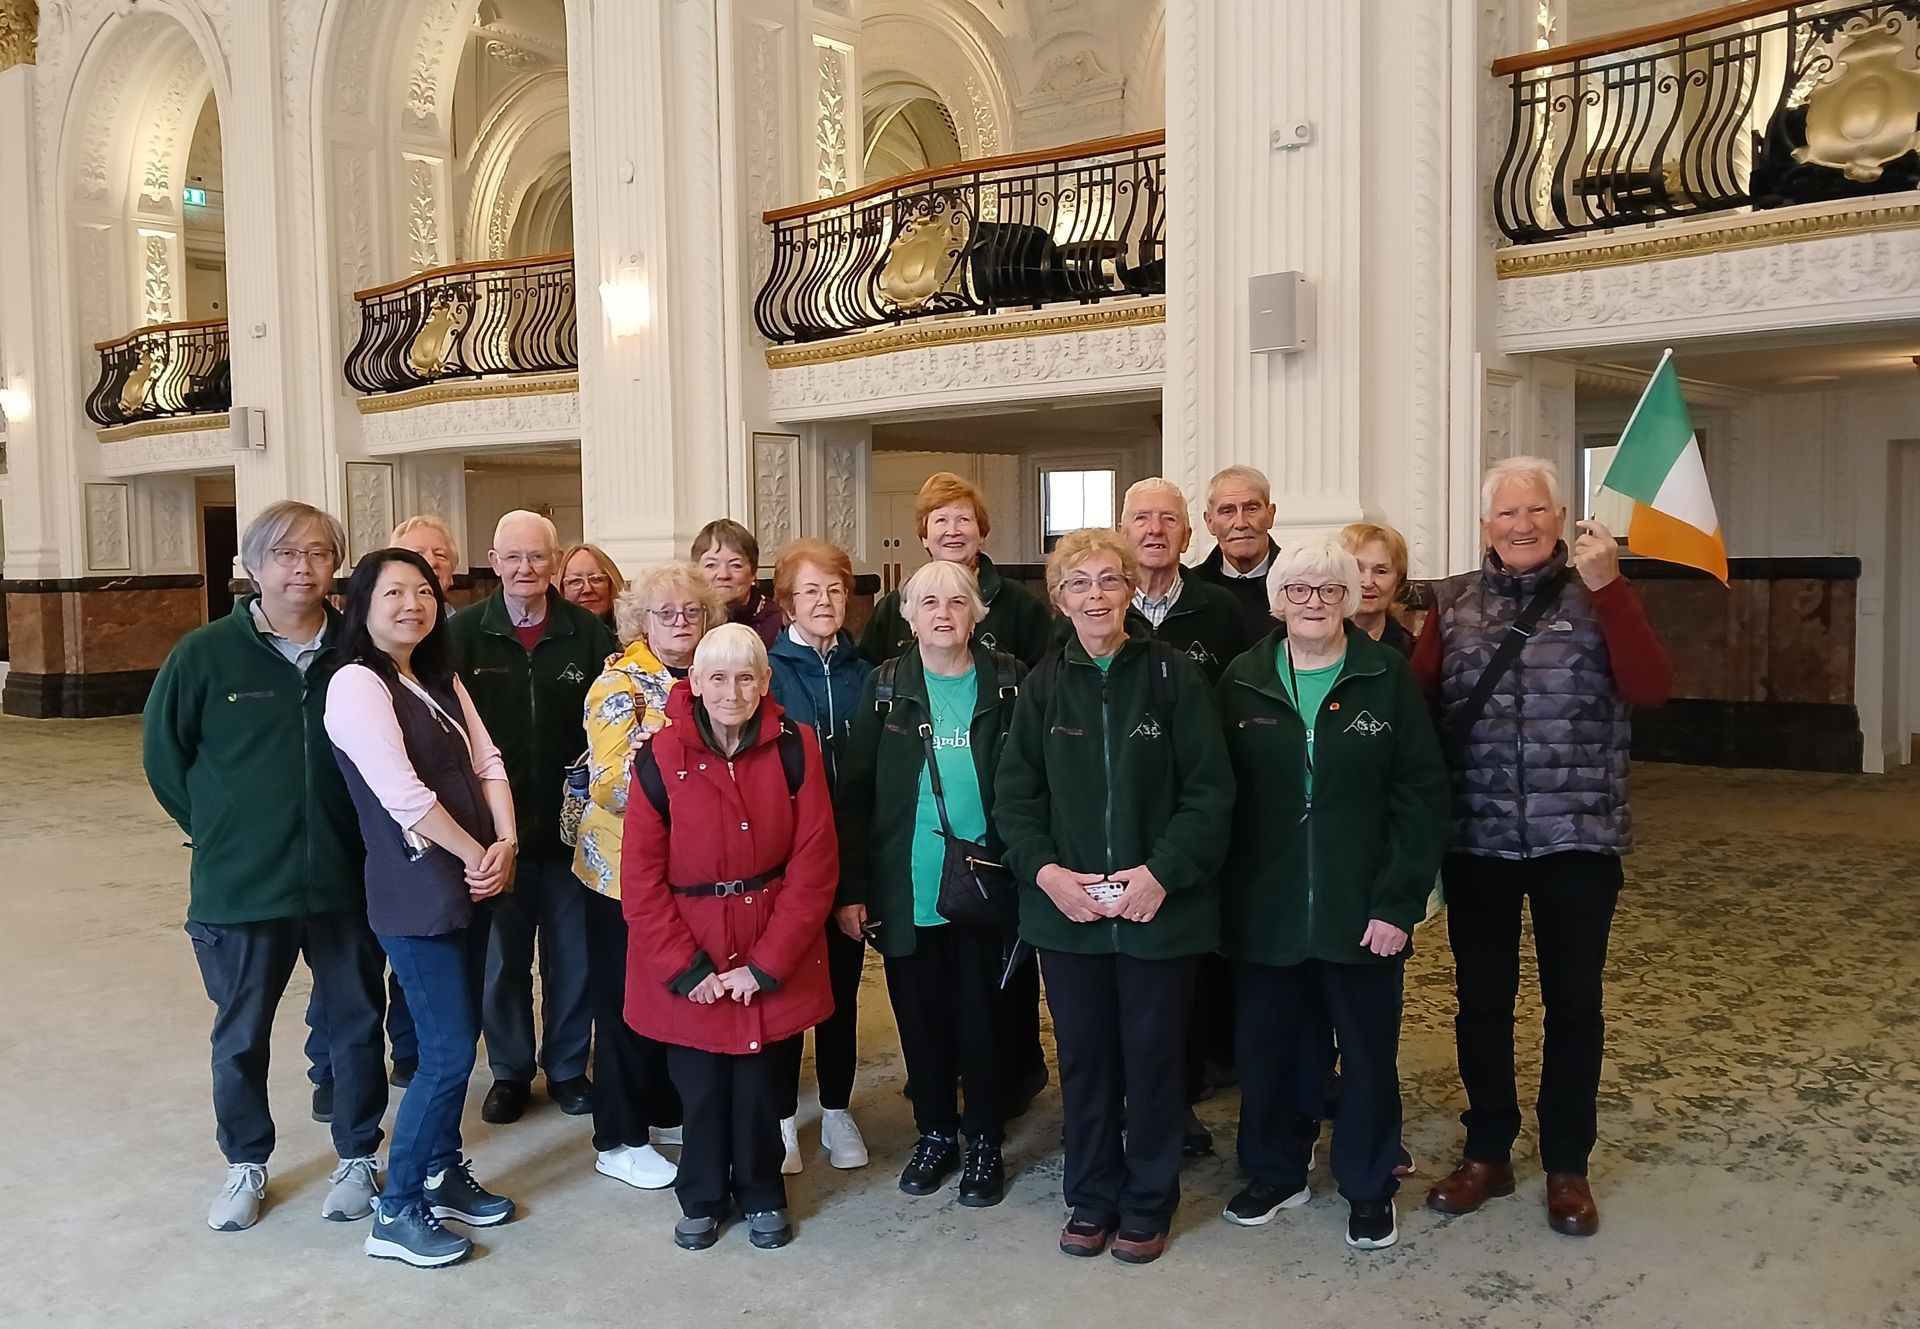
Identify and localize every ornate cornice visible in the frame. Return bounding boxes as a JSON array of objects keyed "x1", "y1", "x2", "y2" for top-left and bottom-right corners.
[
  {"x1": 354, "y1": 372, "x2": 580, "y2": 415},
  {"x1": 0, "y1": 0, "x2": 37, "y2": 70},
  {"x1": 95, "y1": 412, "x2": 228, "y2": 444},
  {"x1": 763, "y1": 298, "x2": 1166, "y2": 368},
  {"x1": 1496, "y1": 199, "x2": 1920, "y2": 278}
]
